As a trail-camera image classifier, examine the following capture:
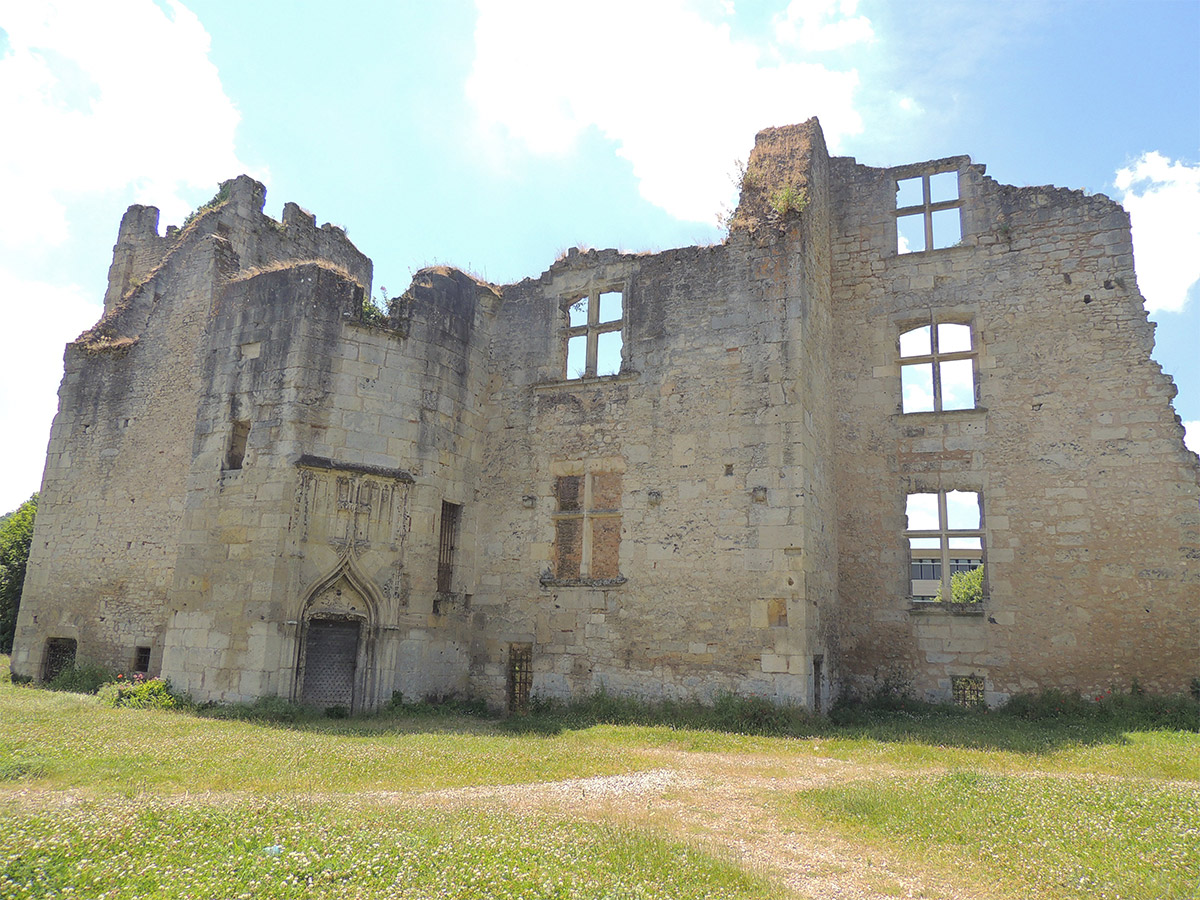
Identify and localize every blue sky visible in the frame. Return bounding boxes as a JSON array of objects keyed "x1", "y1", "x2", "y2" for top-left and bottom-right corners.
[{"x1": 1, "y1": 0, "x2": 1197, "y2": 513}]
